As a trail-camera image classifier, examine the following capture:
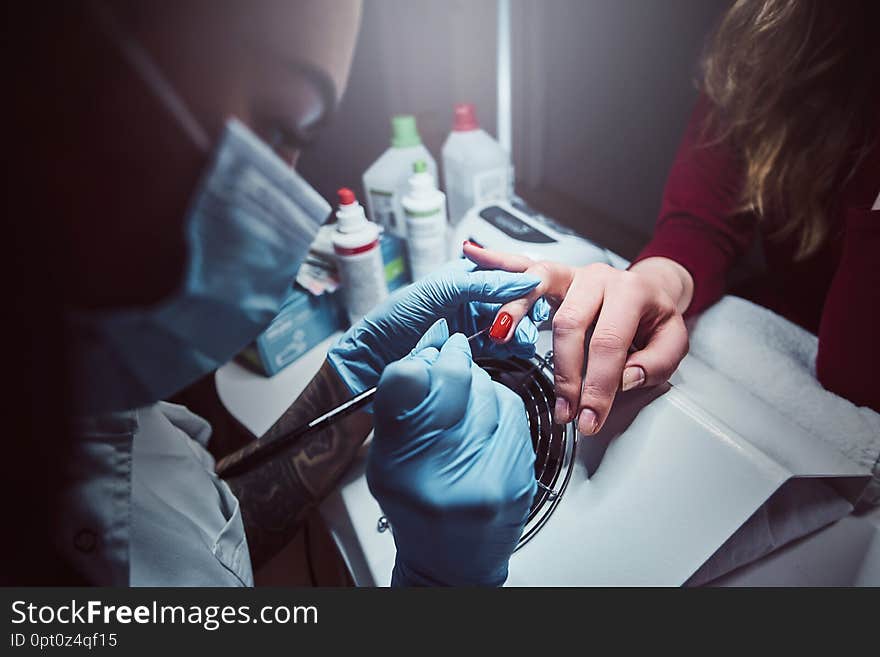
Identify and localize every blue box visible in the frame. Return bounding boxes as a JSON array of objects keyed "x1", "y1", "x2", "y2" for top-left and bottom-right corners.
[
  {"x1": 380, "y1": 232, "x2": 410, "y2": 292},
  {"x1": 238, "y1": 233, "x2": 411, "y2": 377},
  {"x1": 237, "y1": 287, "x2": 344, "y2": 376}
]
